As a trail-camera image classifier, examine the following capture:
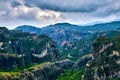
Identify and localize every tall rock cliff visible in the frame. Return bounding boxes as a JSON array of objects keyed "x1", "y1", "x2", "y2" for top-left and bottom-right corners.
[
  {"x1": 0, "y1": 27, "x2": 75, "y2": 80},
  {"x1": 0, "y1": 27, "x2": 60, "y2": 70},
  {"x1": 82, "y1": 37, "x2": 120, "y2": 80}
]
